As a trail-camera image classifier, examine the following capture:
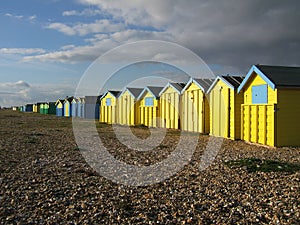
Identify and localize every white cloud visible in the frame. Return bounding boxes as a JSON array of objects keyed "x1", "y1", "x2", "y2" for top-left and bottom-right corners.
[
  {"x1": 0, "y1": 48, "x2": 46, "y2": 55},
  {"x1": 23, "y1": 30, "x2": 172, "y2": 63},
  {"x1": 4, "y1": 13, "x2": 24, "y2": 19},
  {"x1": 60, "y1": 45, "x2": 76, "y2": 50},
  {"x1": 62, "y1": 8, "x2": 103, "y2": 17},
  {"x1": 0, "y1": 81, "x2": 75, "y2": 107},
  {"x1": 28, "y1": 15, "x2": 37, "y2": 21},
  {"x1": 46, "y1": 19, "x2": 125, "y2": 36}
]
